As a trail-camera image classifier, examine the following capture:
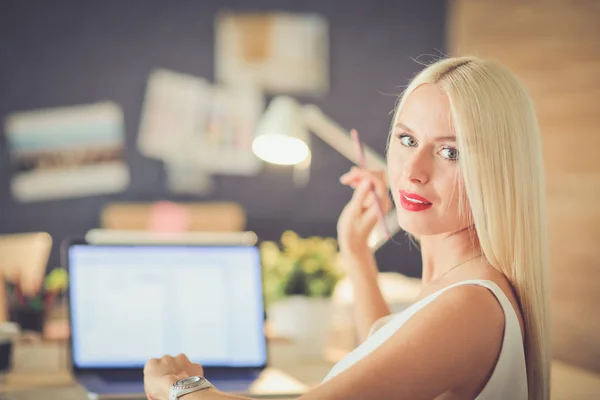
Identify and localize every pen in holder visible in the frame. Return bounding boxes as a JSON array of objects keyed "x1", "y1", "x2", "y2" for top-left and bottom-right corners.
[{"x1": 7, "y1": 267, "x2": 68, "y2": 334}]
